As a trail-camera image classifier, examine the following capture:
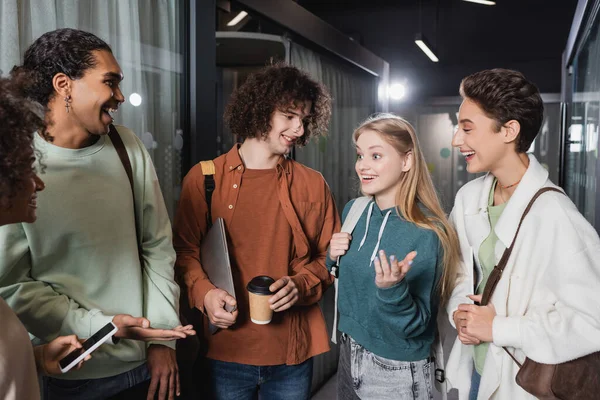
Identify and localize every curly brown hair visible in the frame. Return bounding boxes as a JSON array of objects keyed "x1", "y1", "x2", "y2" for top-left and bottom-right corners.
[
  {"x1": 0, "y1": 73, "x2": 45, "y2": 208},
  {"x1": 224, "y1": 63, "x2": 332, "y2": 146}
]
